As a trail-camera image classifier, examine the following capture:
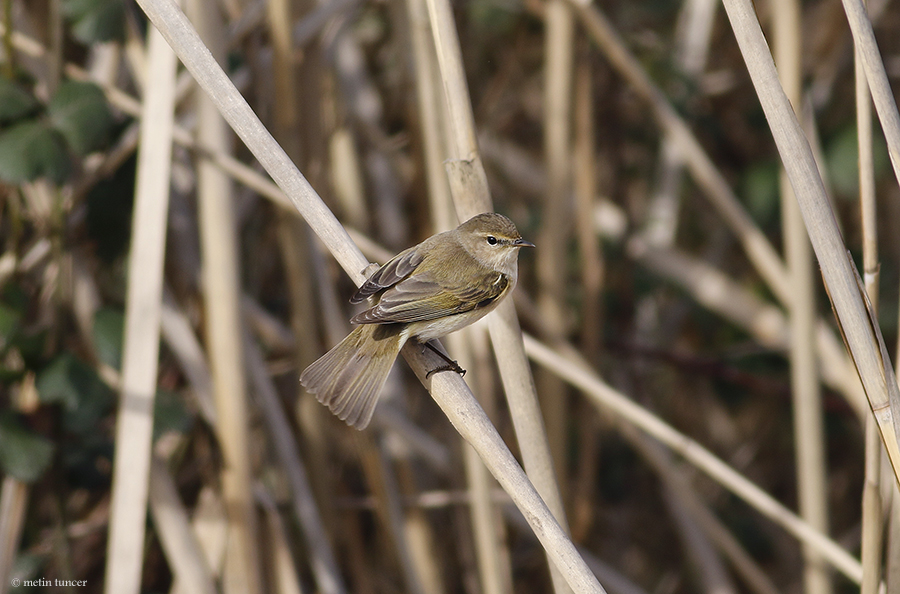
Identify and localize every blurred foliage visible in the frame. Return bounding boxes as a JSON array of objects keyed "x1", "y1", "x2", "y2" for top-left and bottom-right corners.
[
  {"x1": 825, "y1": 122, "x2": 890, "y2": 198},
  {"x1": 92, "y1": 307, "x2": 123, "y2": 369},
  {"x1": 48, "y1": 81, "x2": 115, "y2": 156},
  {"x1": 740, "y1": 160, "x2": 780, "y2": 227},
  {"x1": 0, "y1": 413, "x2": 54, "y2": 482},
  {"x1": 36, "y1": 353, "x2": 115, "y2": 434},
  {"x1": 0, "y1": 120, "x2": 70, "y2": 183},
  {"x1": 153, "y1": 389, "x2": 194, "y2": 440},
  {"x1": 62, "y1": 0, "x2": 125, "y2": 43},
  {"x1": 0, "y1": 78, "x2": 114, "y2": 183}
]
